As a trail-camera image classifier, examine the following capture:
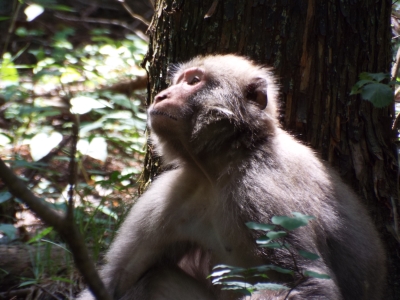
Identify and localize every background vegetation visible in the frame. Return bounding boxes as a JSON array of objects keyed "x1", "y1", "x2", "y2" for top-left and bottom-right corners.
[
  {"x1": 0, "y1": 0, "x2": 400, "y2": 299},
  {"x1": 0, "y1": 1, "x2": 152, "y2": 298}
]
